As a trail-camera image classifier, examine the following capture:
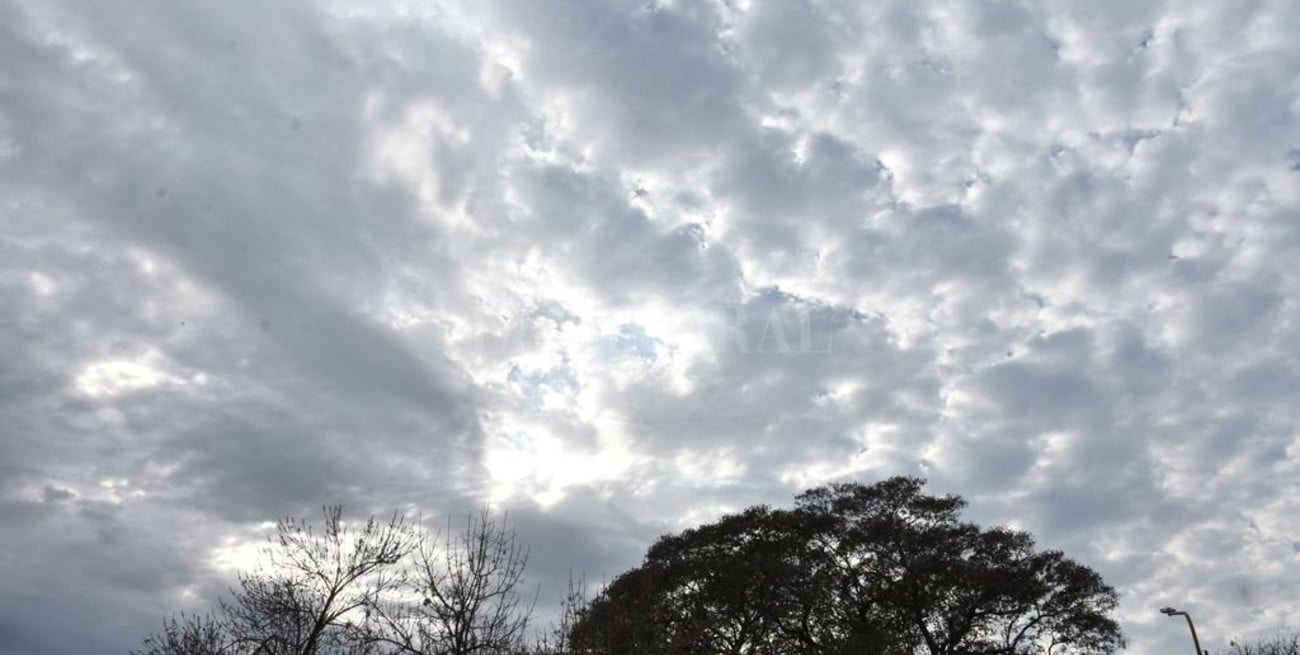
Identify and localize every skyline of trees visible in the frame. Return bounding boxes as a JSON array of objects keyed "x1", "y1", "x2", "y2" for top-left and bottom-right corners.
[{"x1": 137, "y1": 478, "x2": 1292, "y2": 655}]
